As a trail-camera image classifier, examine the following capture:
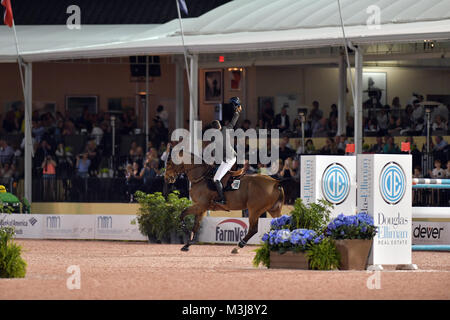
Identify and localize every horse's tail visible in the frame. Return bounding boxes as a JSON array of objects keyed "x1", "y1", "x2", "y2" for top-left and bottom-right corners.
[{"x1": 268, "y1": 183, "x2": 284, "y2": 216}]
